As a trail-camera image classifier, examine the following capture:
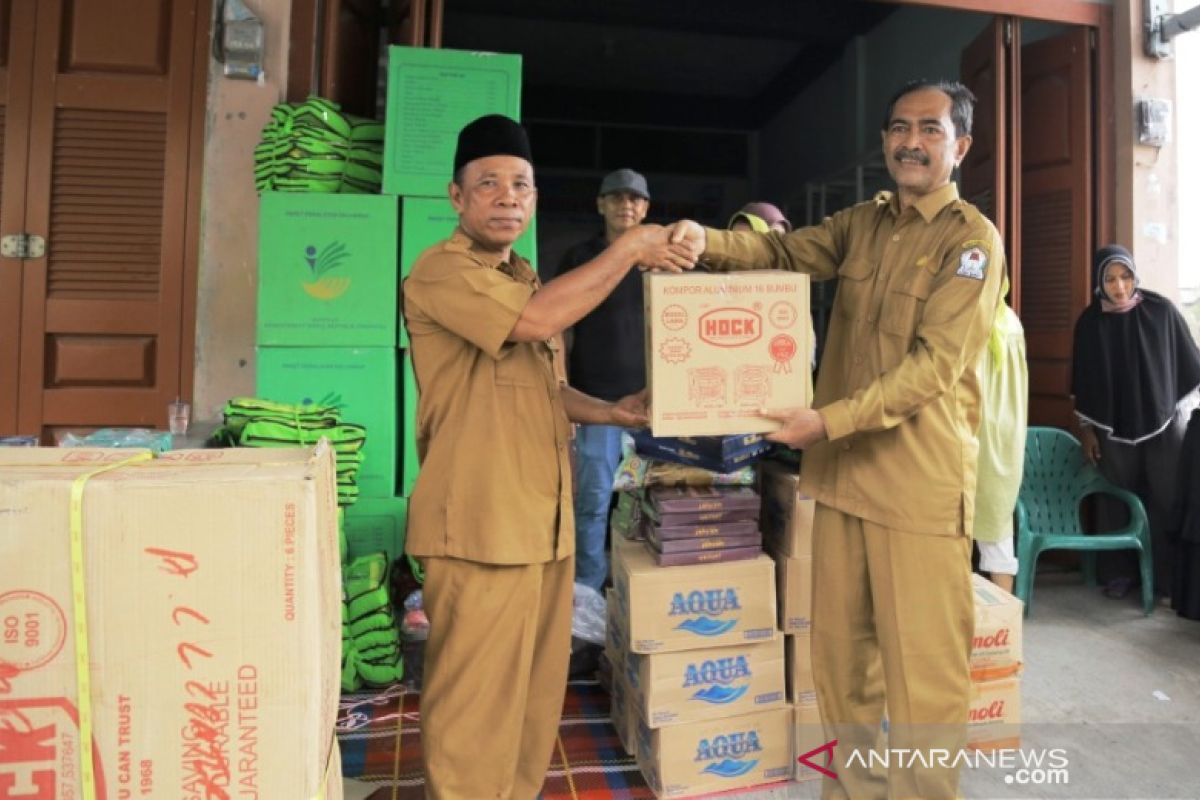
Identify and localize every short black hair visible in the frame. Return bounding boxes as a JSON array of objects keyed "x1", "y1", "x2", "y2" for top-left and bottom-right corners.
[{"x1": 881, "y1": 79, "x2": 976, "y2": 138}]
